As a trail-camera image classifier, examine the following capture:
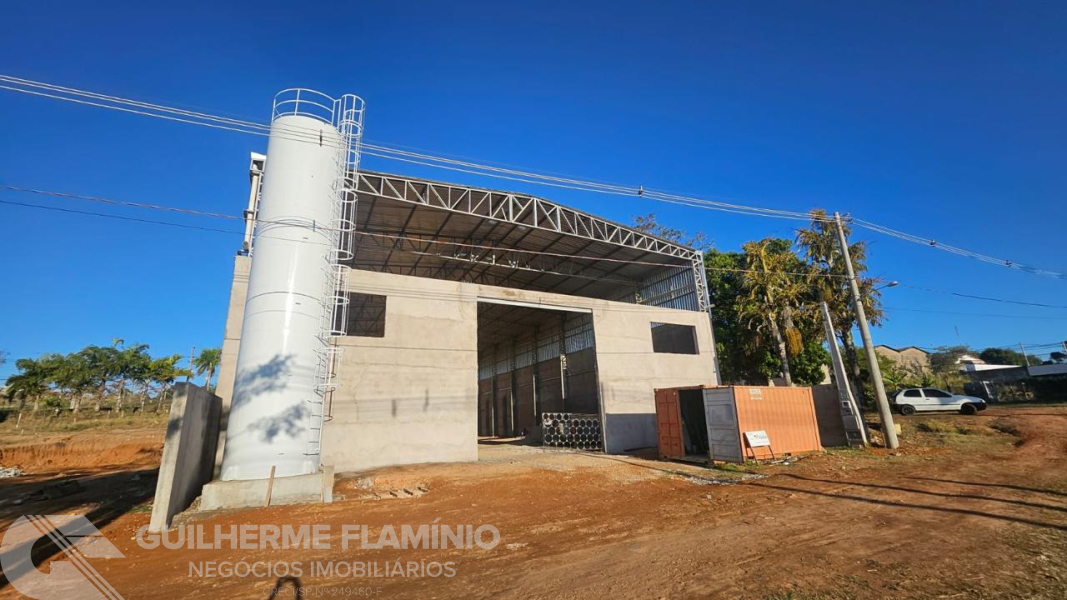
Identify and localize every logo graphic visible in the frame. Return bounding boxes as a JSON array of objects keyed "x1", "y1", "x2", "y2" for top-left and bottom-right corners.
[{"x1": 1, "y1": 515, "x2": 125, "y2": 600}]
